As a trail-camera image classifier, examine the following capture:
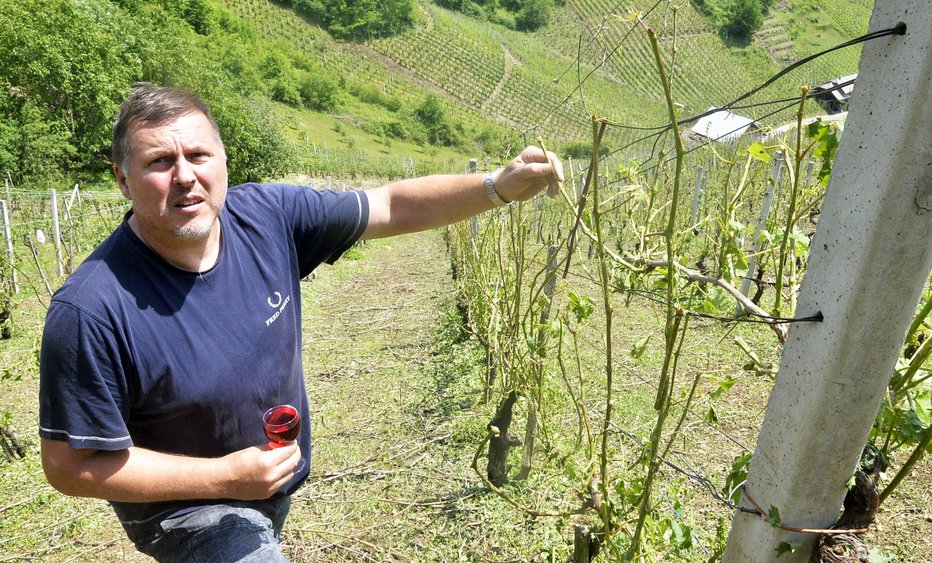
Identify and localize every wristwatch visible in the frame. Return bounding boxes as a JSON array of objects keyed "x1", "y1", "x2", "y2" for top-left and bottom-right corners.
[{"x1": 484, "y1": 168, "x2": 511, "y2": 207}]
